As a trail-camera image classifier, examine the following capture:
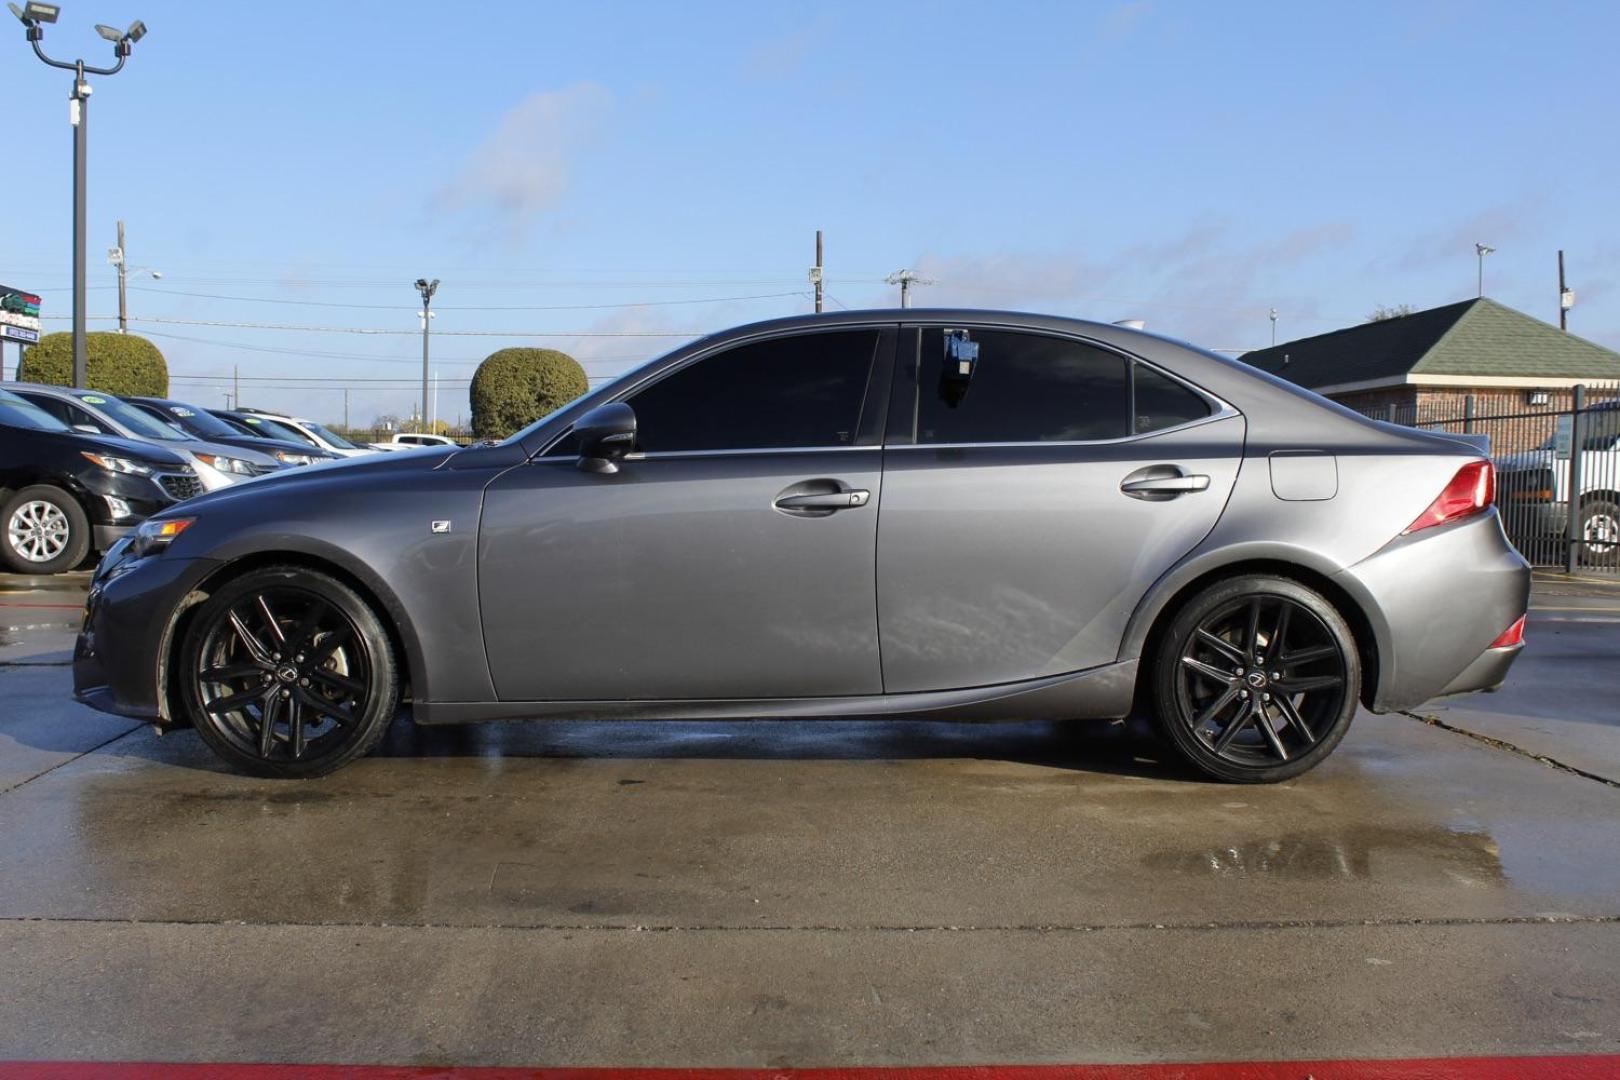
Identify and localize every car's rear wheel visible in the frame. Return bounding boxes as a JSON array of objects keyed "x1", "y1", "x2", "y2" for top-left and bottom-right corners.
[
  {"x1": 1150, "y1": 575, "x2": 1359, "y2": 783},
  {"x1": 1, "y1": 484, "x2": 90, "y2": 575},
  {"x1": 179, "y1": 566, "x2": 398, "y2": 778},
  {"x1": 1578, "y1": 498, "x2": 1620, "y2": 568}
]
